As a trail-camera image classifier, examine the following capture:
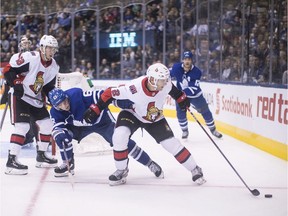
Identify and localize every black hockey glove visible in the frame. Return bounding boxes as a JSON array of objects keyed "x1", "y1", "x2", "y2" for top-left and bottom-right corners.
[
  {"x1": 13, "y1": 79, "x2": 24, "y2": 98},
  {"x1": 113, "y1": 99, "x2": 134, "y2": 109},
  {"x1": 176, "y1": 92, "x2": 190, "y2": 111},
  {"x1": 83, "y1": 104, "x2": 101, "y2": 124}
]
